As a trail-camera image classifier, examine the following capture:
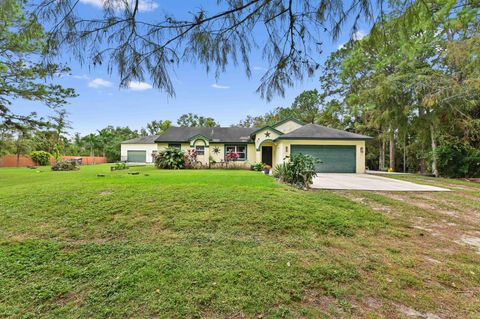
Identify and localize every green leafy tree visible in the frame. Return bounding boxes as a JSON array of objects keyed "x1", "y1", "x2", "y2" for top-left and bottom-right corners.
[
  {"x1": 12, "y1": 125, "x2": 34, "y2": 166},
  {"x1": 145, "y1": 120, "x2": 171, "y2": 135},
  {"x1": 96, "y1": 126, "x2": 139, "y2": 161},
  {"x1": 48, "y1": 109, "x2": 71, "y2": 160},
  {"x1": 288, "y1": 89, "x2": 322, "y2": 124},
  {"x1": 0, "y1": 125, "x2": 15, "y2": 155},
  {"x1": 318, "y1": 0, "x2": 480, "y2": 176},
  {"x1": 177, "y1": 113, "x2": 219, "y2": 128},
  {"x1": 0, "y1": 0, "x2": 76, "y2": 130}
]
